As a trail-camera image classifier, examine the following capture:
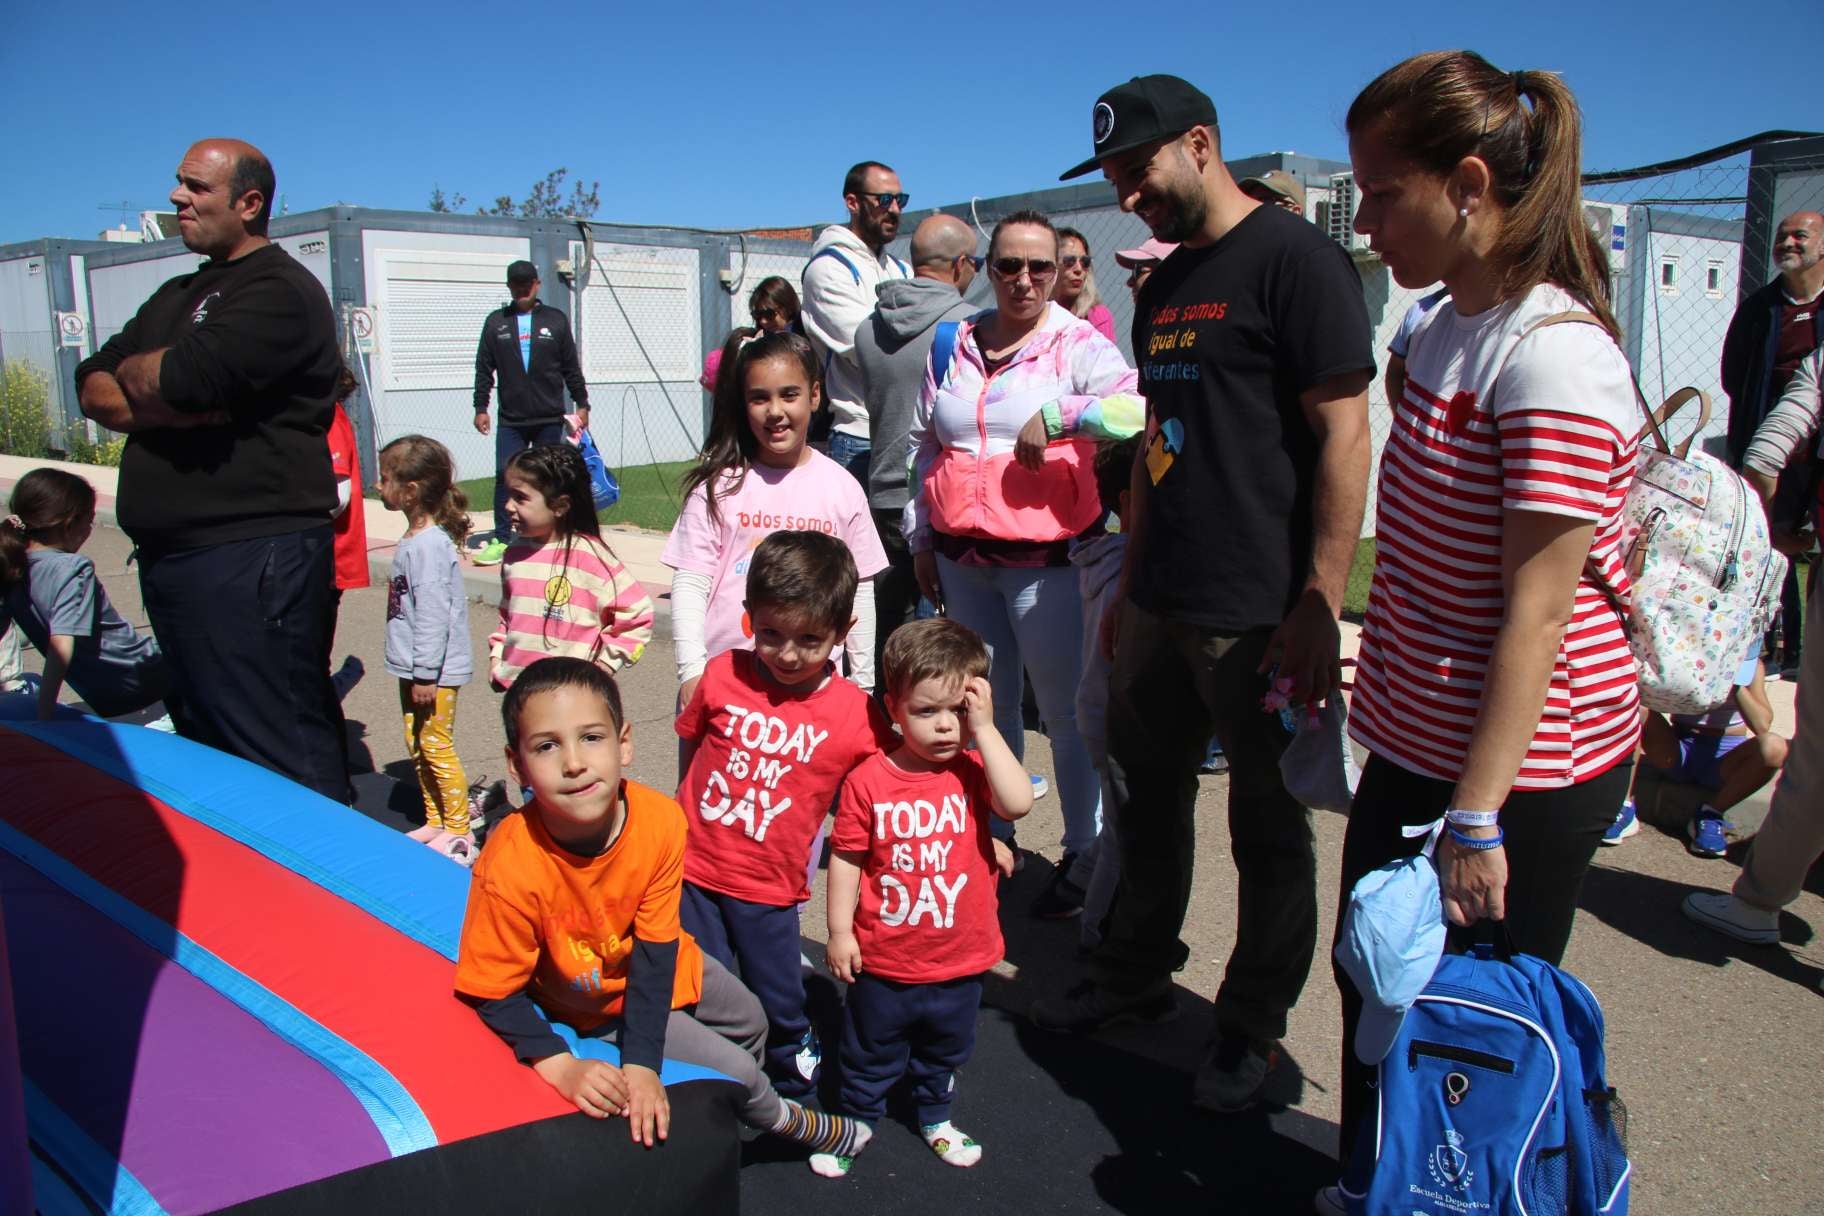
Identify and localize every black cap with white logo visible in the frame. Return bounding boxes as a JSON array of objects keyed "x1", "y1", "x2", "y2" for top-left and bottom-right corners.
[{"x1": 1059, "y1": 74, "x2": 1218, "y2": 180}]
